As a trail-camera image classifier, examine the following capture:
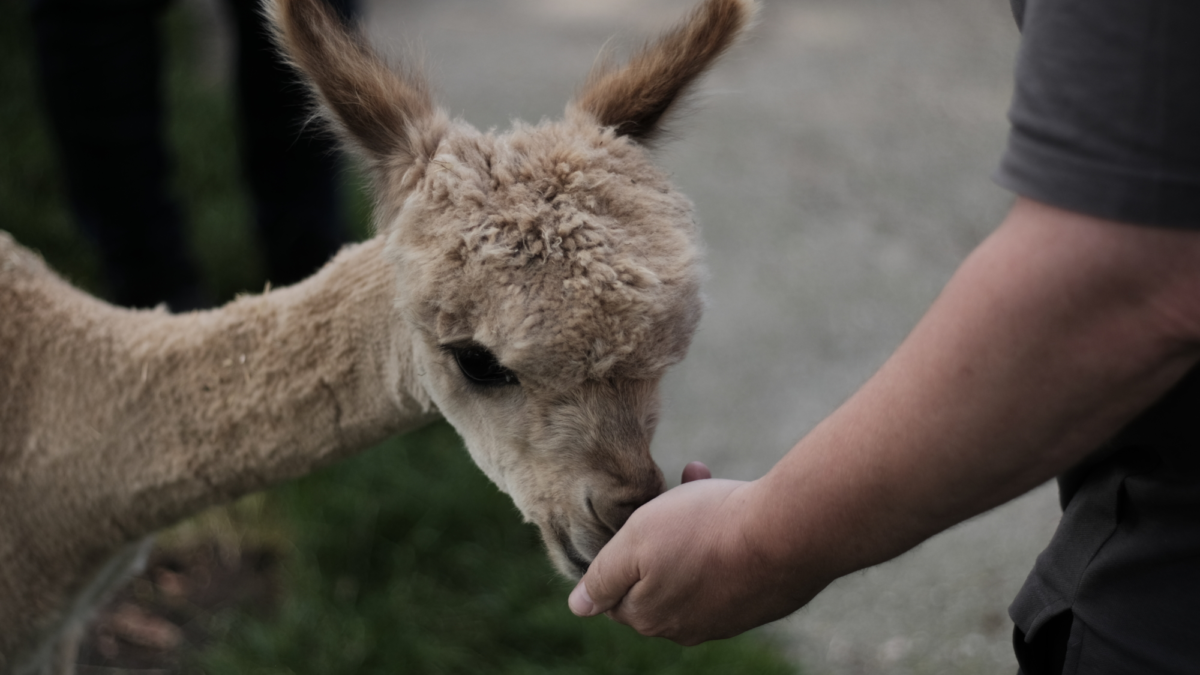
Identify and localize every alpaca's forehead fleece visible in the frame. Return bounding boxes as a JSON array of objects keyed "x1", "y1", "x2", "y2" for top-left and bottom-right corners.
[{"x1": 391, "y1": 120, "x2": 704, "y2": 387}]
